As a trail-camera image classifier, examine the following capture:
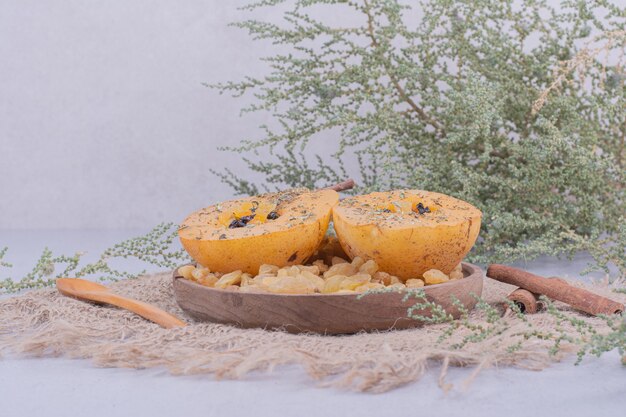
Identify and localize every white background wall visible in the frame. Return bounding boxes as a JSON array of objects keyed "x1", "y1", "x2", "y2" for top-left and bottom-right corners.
[
  {"x1": 0, "y1": 0, "x2": 615, "y2": 229},
  {"x1": 0, "y1": 0, "x2": 278, "y2": 229}
]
